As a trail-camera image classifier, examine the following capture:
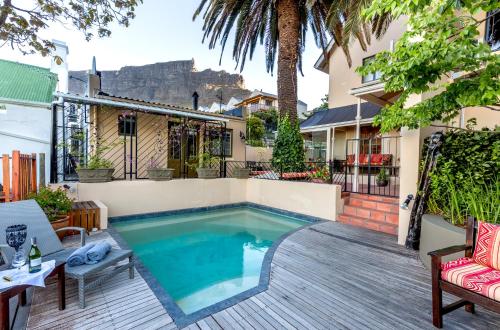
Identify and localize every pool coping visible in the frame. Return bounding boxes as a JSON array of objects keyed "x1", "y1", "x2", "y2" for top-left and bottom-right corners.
[{"x1": 107, "y1": 202, "x2": 327, "y2": 328}]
